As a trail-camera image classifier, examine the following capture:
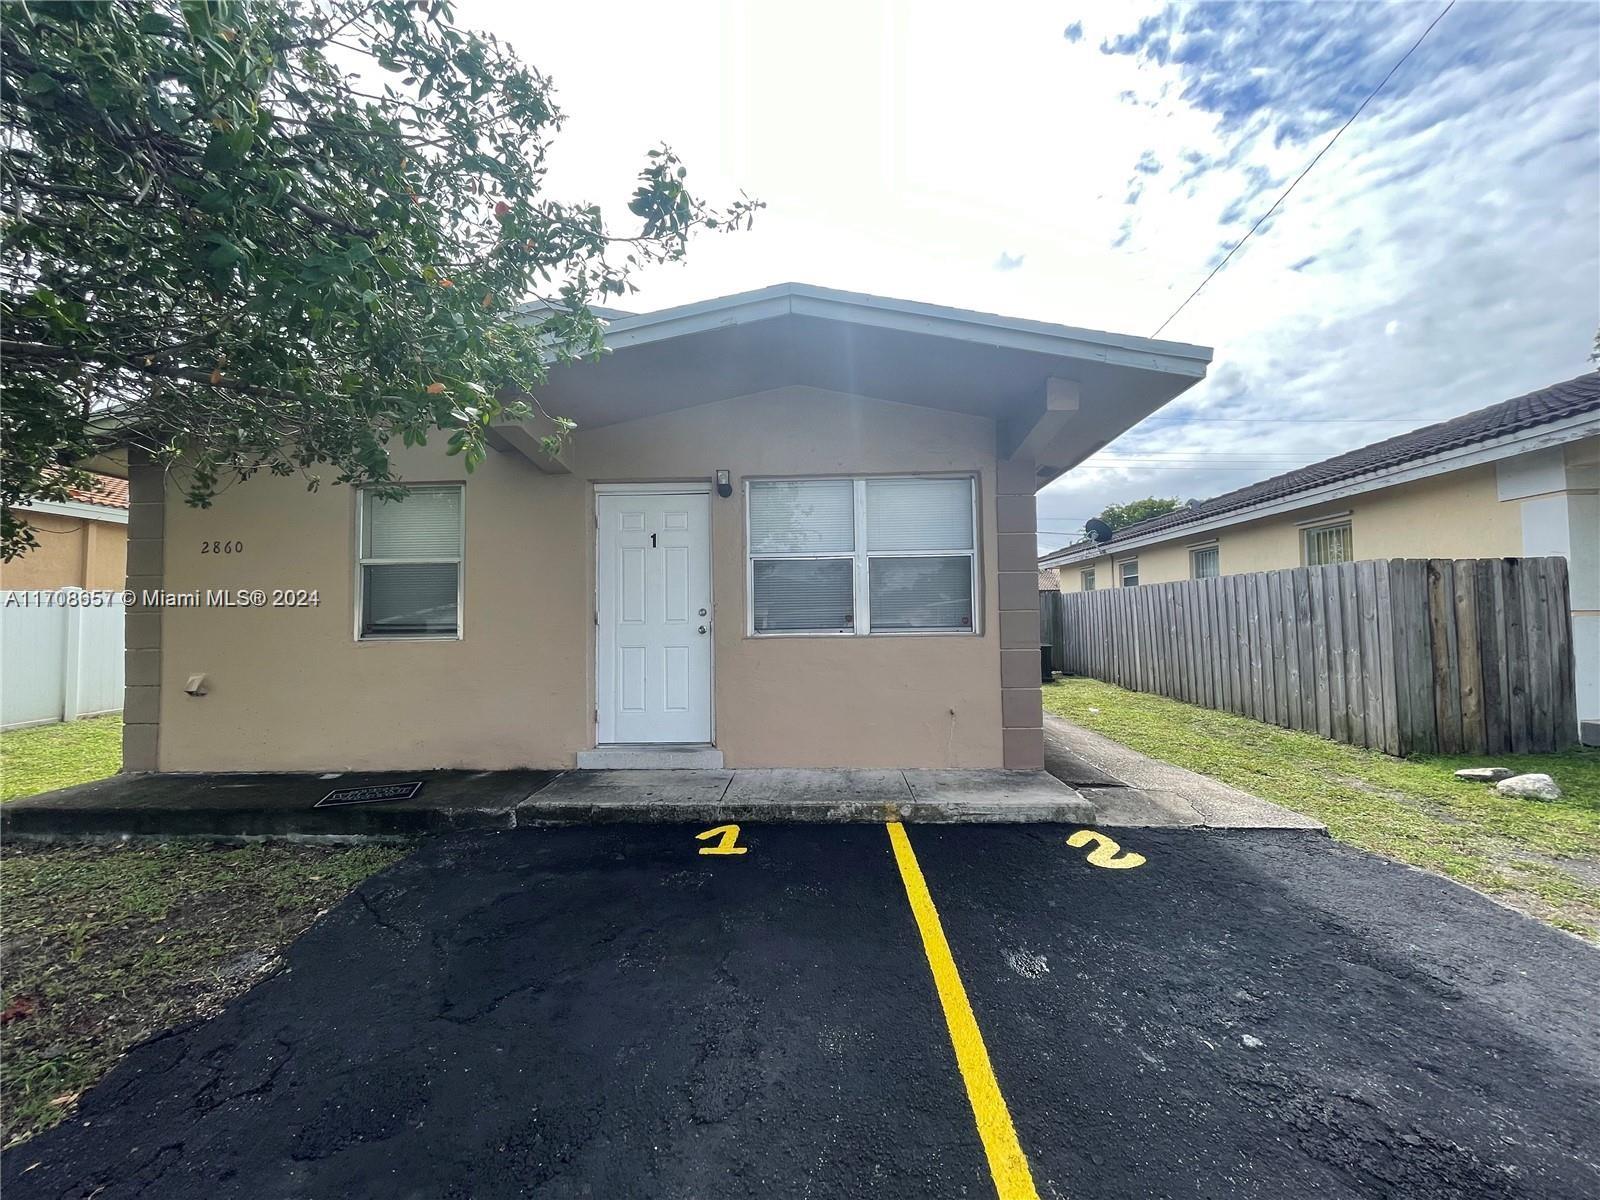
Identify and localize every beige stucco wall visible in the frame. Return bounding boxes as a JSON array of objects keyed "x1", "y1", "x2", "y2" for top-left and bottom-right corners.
[
  {"x1": 153, "y1": 386, "x2": 1005, "y2": 771},
  {"x1": 0, "y1": 513, "x2": 126, "y2": 590},
  {"x1": 1055, "y1": 463, "x2": 1523, "y2": 592}
]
